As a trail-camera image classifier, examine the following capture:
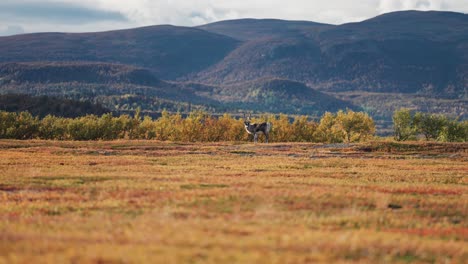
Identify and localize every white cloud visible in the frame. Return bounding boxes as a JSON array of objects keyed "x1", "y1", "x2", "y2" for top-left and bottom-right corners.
[
  {"x1": 0, "y1": 0, "x2": 467, "y2": 35},
  {"x1": 377, "y1": 0, "x2": 448, "y2": 13},
  {"x1": 0, "y1": 25, "x2": 25, "y2": 36},
  {"x1": 94, "y1": 0, "x2": 467, "y2": 25}
]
